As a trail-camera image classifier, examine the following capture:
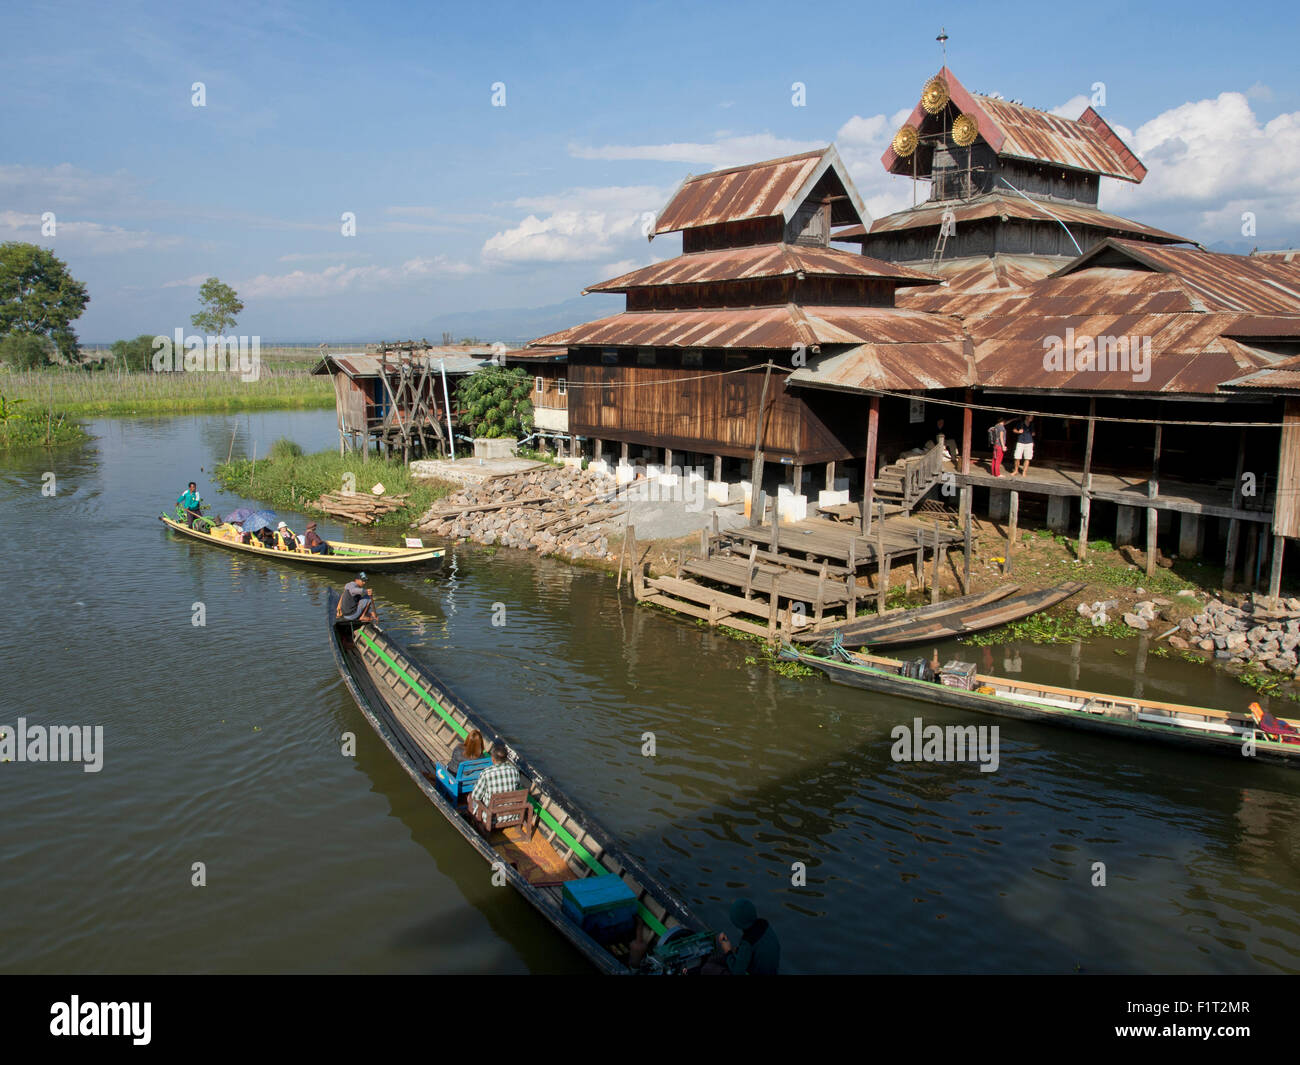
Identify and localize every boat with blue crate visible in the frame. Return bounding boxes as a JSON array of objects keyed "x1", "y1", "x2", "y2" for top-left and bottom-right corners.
[{"x1": 325, "y1": 591, "x2": 717, "y2": 973}]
